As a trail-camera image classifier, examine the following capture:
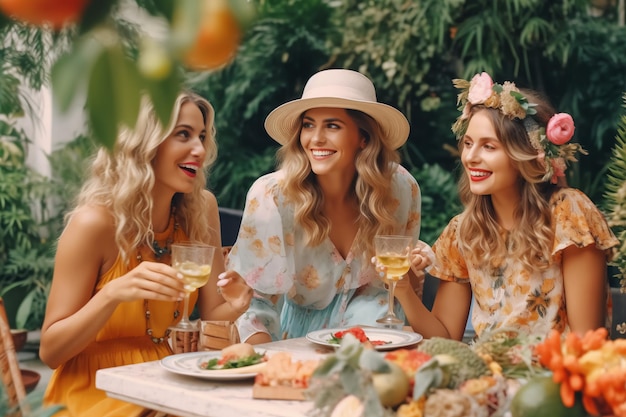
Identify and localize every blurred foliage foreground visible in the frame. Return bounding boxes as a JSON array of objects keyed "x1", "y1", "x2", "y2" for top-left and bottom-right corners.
[{"x1": 0, "y1": 0, "x2": 256, "y2": 148}]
